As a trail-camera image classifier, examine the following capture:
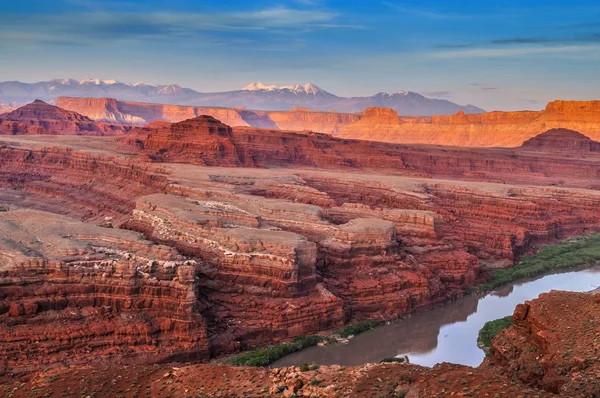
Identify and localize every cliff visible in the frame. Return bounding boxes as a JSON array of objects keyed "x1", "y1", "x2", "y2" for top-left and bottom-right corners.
[
  {"x1": 56, "y1": 96, "x2": 360, "y2": 134},
  {"x1": 337, "y1": 101, "x2": 600, "y2": 147},
  {"x1": 0, "y1": 100, "x2": 130, "y2": 135},
  {"x1": 0, "y1": 209, "x2": 209, "y2": 374}
]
